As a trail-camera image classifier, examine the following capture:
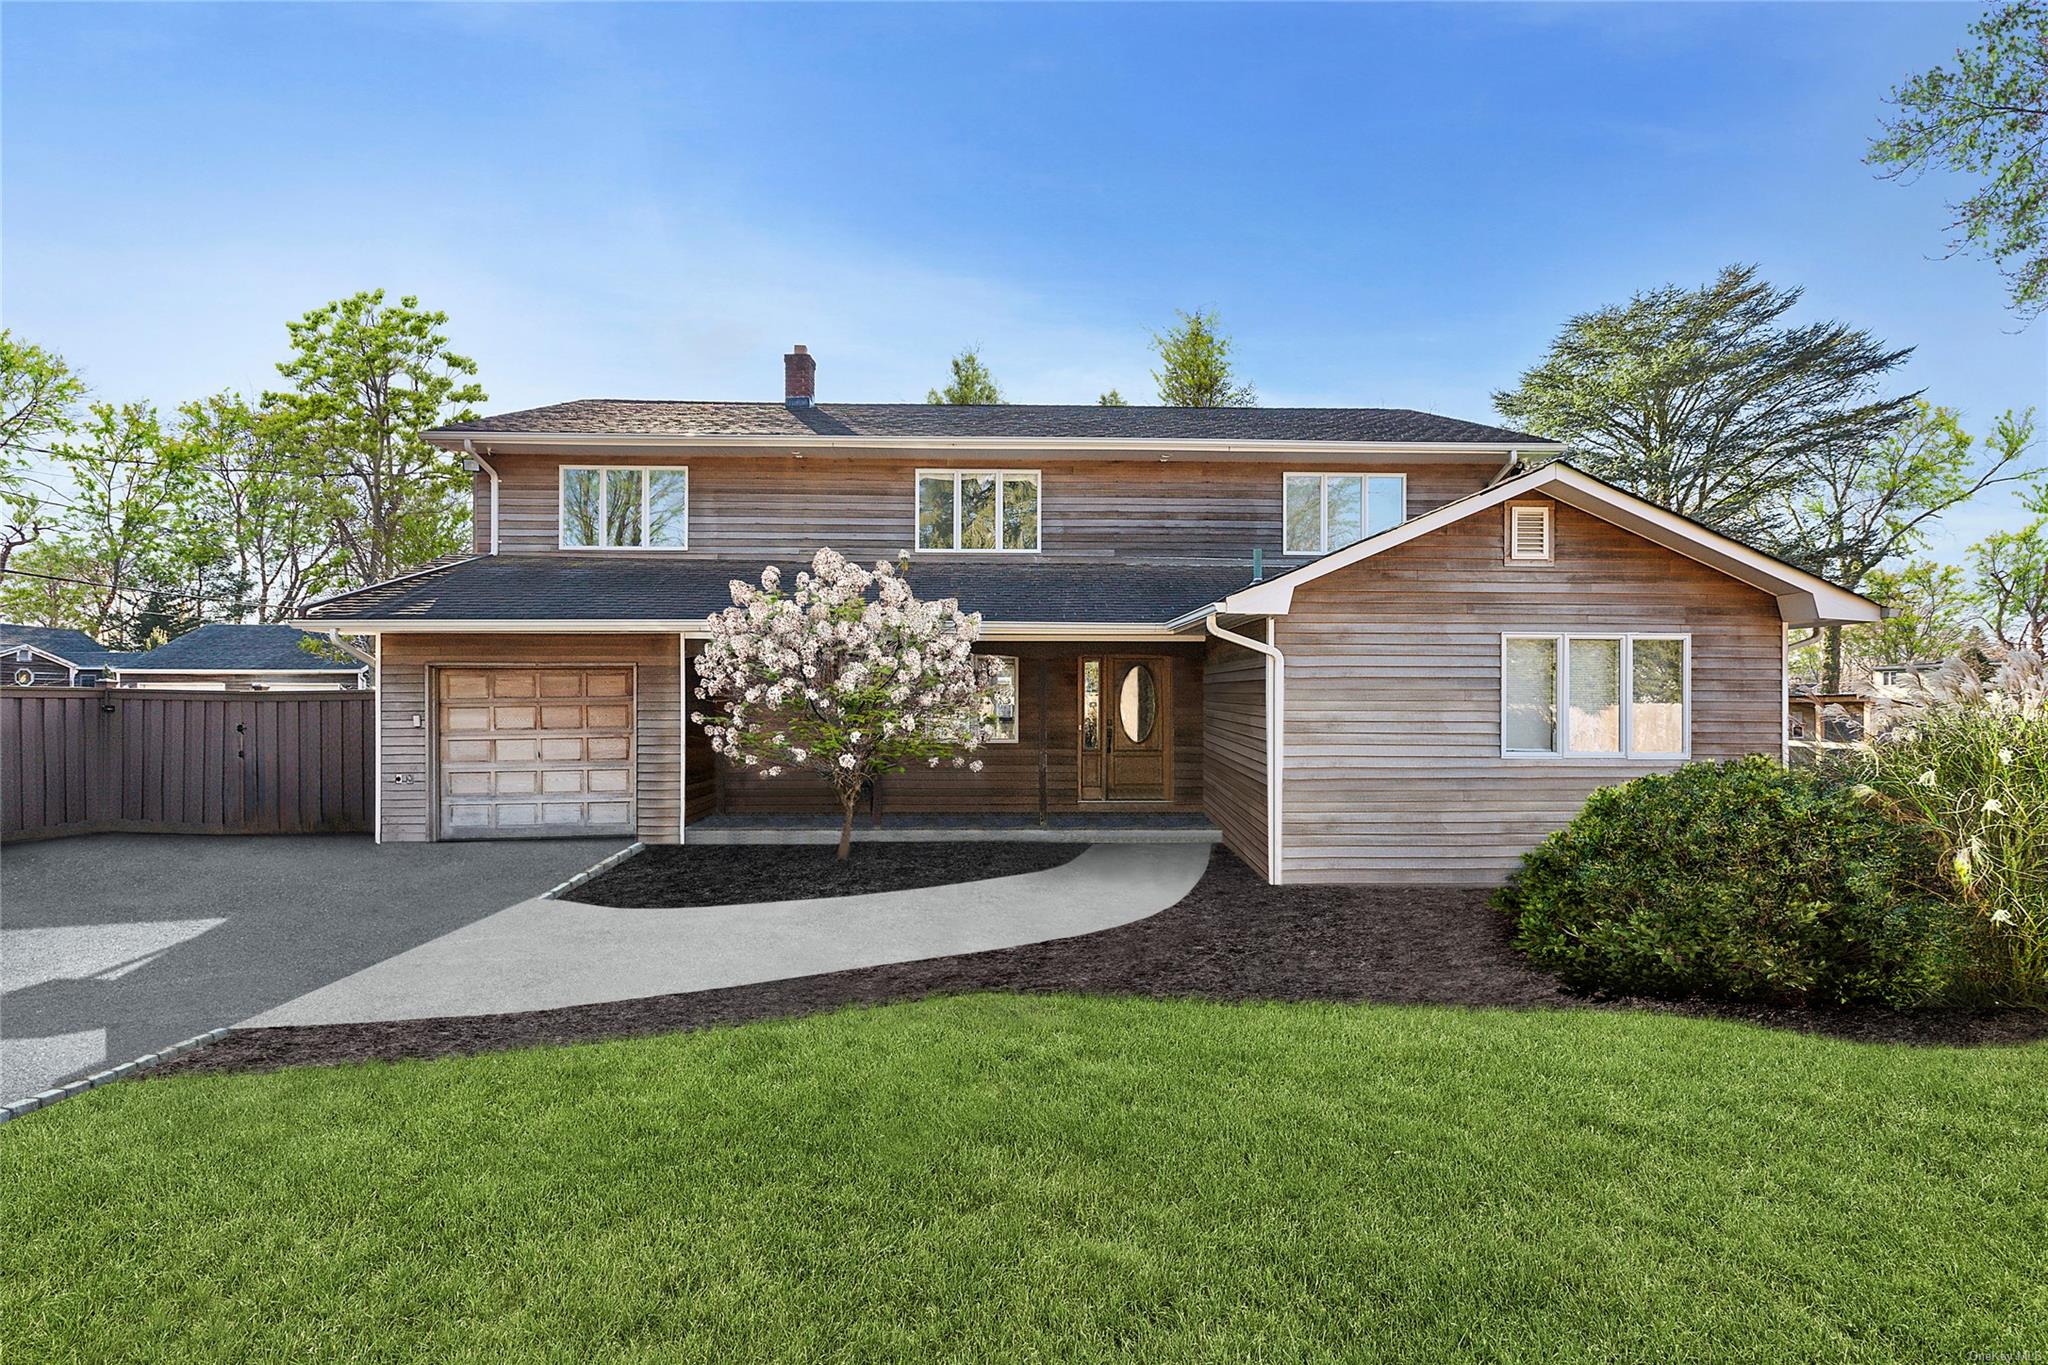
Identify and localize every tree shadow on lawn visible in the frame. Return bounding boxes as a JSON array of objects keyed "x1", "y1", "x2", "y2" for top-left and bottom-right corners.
[{"x1": 156, "y1": 849, "x2": 2048, "y2": 1078}]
